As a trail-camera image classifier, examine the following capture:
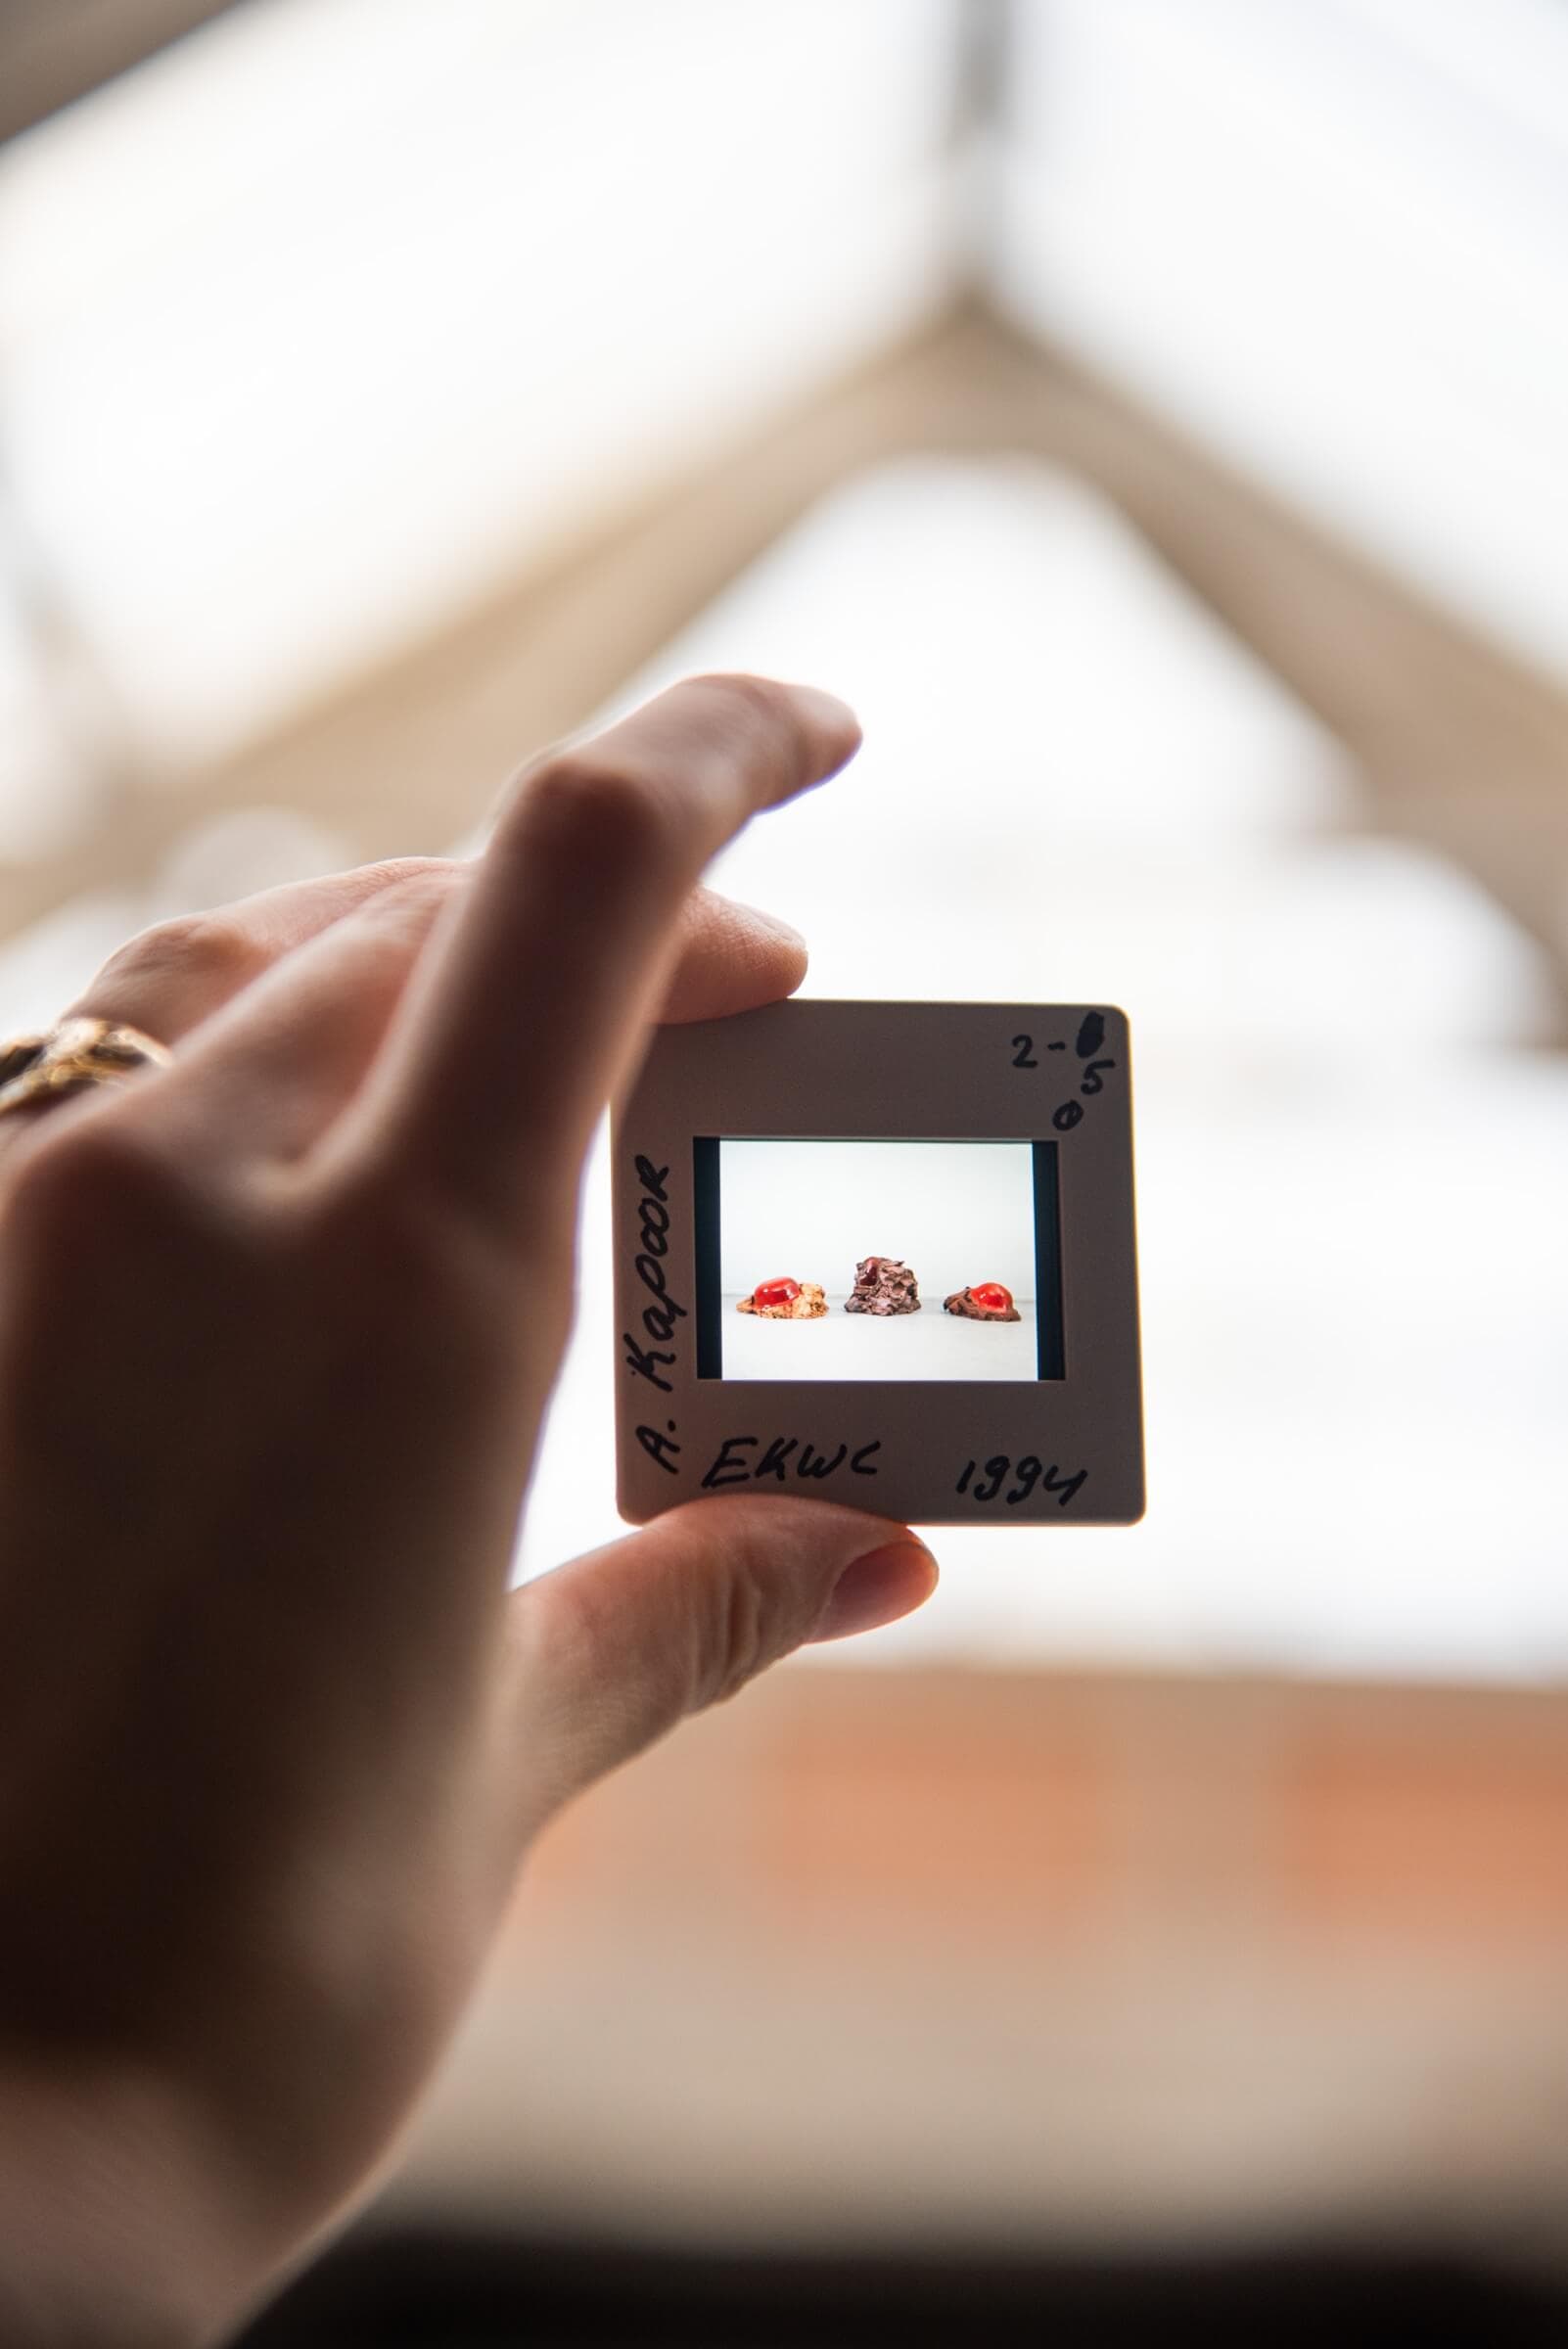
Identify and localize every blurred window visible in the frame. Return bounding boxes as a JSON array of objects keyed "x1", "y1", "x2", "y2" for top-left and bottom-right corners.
[
  {"x1": 0, "y1": 0, "x2": 960, "y2": 762},
  {"x1": 995, "y1": 0, "x2": 1568, "y2": 675}
]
